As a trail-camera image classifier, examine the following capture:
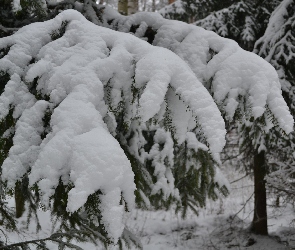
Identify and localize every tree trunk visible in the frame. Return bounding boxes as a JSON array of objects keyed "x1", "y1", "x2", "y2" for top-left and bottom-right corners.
[
  {"x1": 128, "y1": 0, "x2": 138, "y2": 15},
  {"x1": 152, "y1": 0, "x2": 156, "y2": 12},
  {"x1": 15, "y1": 182, "x2": 25, "y2": 218},
  {"x1": 251, "y1": 150, "x2": 268, "y2": 235},
  {"x1": 118, "y1": 0, "x2": 128, "y2": 15}
]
